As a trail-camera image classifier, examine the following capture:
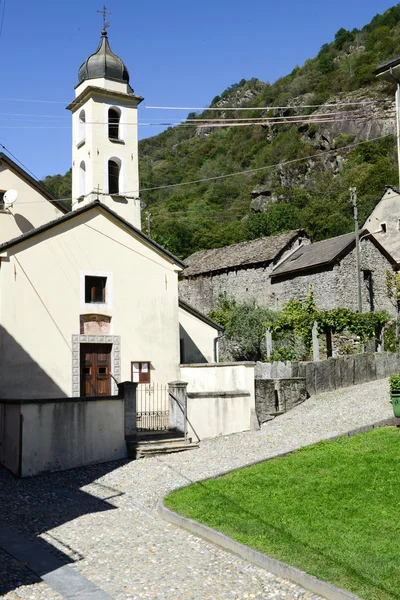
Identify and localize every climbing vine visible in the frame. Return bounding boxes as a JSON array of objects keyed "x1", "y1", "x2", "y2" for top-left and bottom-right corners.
[{"x1": 266, "y1": 288, "x2": 390, "y2": 354}]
